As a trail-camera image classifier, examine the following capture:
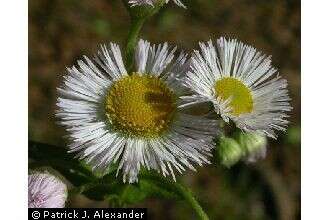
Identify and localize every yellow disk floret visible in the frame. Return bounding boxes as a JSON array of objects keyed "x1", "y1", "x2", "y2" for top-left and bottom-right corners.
[
  {"x1": 105, "y1": 73, "x2": 177, "y2": 138},
  {"x1": 215, "y1": 77, "x2": 253, "y2": 116}
]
